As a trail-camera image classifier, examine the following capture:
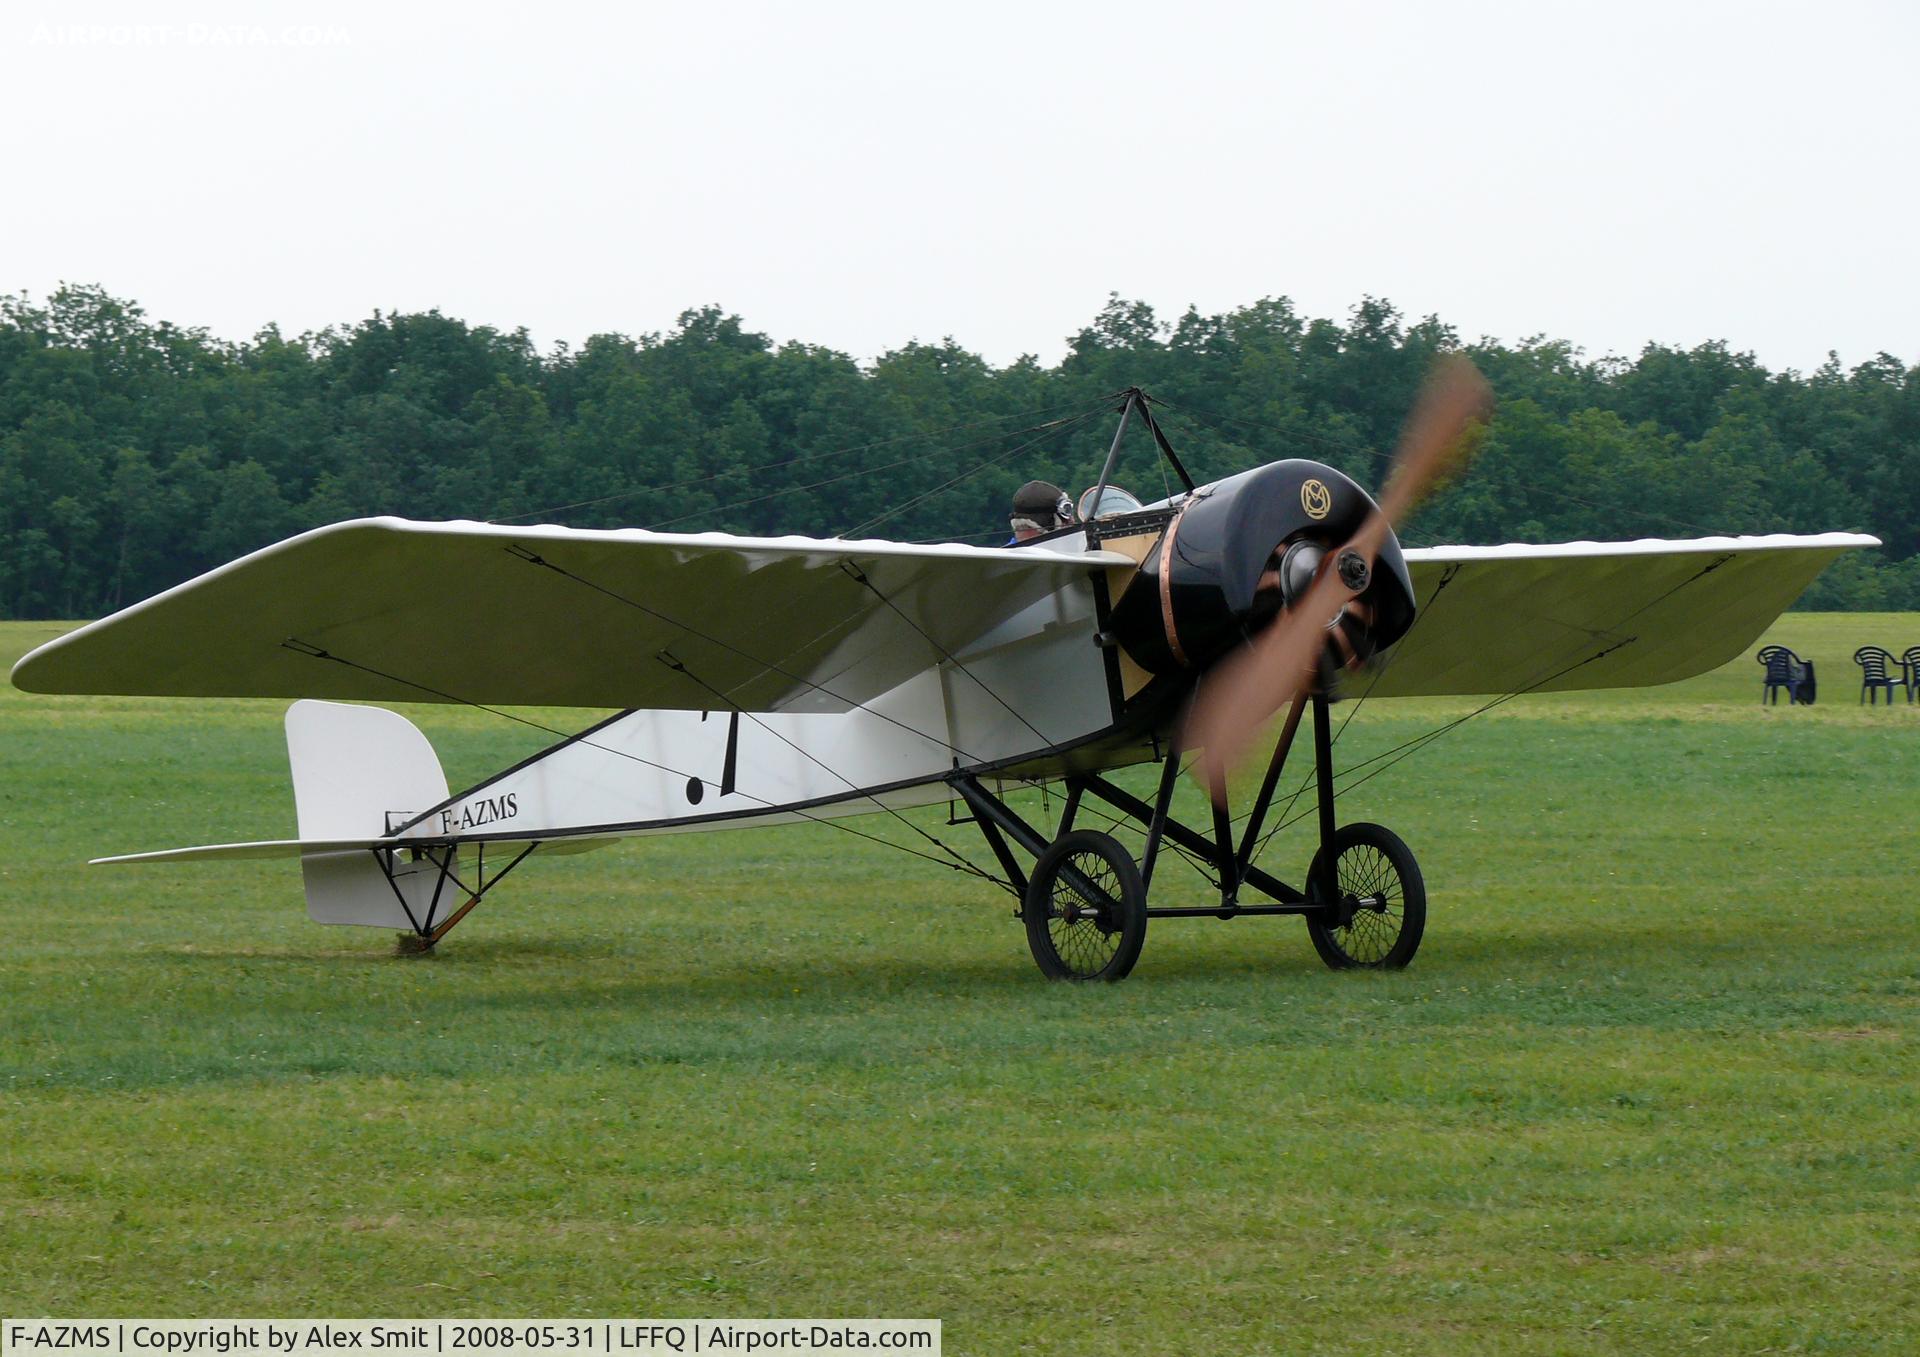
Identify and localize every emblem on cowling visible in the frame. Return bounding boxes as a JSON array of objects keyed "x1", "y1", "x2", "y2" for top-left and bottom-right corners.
[{"x1": 1301, "y1": 478, "x2": 1332, "y2": 519}]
